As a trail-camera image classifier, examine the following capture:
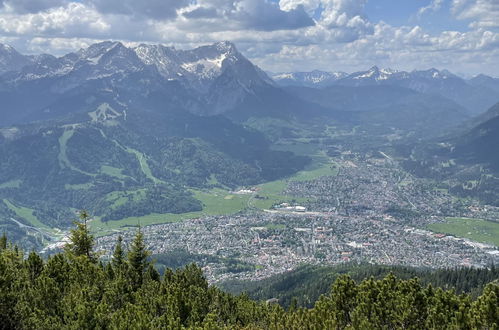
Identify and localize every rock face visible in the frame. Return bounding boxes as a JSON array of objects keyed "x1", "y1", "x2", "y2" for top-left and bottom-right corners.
[{"x1": 0, "y1": 41, "x2": 277, "y2": 124}]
